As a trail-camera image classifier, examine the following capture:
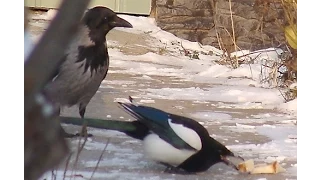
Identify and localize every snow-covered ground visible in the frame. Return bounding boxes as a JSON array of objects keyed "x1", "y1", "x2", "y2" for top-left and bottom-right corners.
[{"x1": 27, "y1": 10, "x2": 296, "y2": 180}]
